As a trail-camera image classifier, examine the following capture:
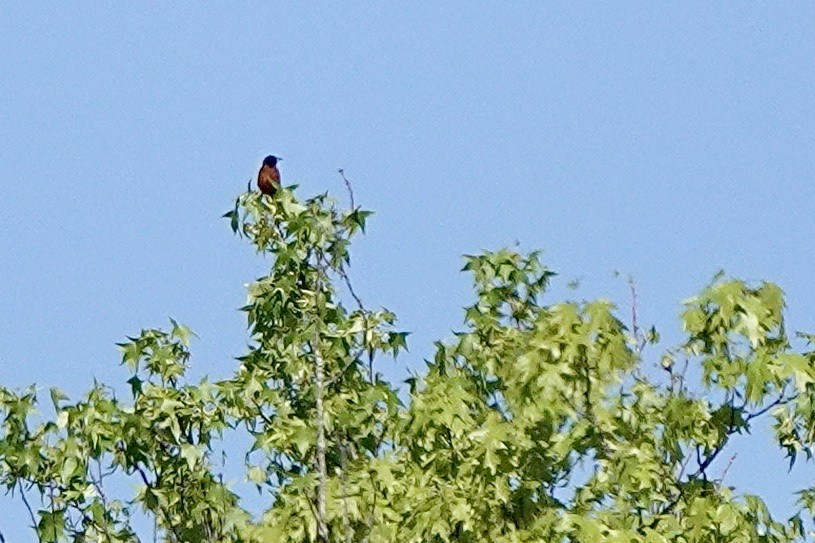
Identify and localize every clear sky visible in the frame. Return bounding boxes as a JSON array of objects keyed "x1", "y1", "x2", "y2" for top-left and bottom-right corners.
[{"x1": 1, "y1": 3, "x2": 814, "y2": 540}]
